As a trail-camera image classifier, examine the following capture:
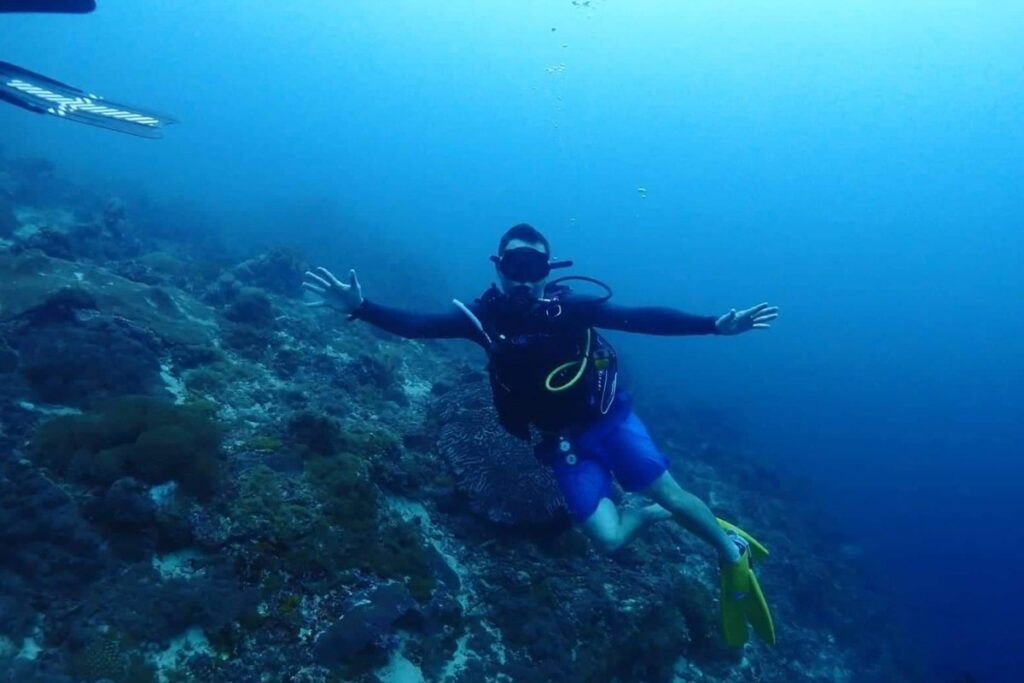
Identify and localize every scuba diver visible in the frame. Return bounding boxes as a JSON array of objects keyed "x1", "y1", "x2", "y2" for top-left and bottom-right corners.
[
  {"x1": 0, "y1": 0, "x2": 177, "y2": 138},
  {"x1": 303, "y1": 223, "x2": 779, "y2": 648}
]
